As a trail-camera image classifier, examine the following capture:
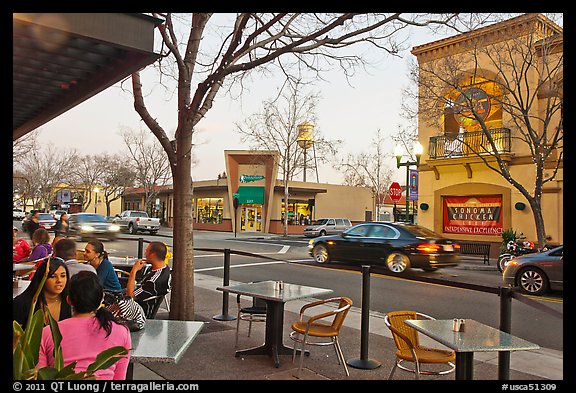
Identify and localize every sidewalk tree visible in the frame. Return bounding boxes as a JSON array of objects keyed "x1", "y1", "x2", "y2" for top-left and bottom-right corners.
[
  {"x1": 130, "y1": 13, "x2": 473, "y2": 320},
  {"x1": 411, "y1": 15, "x2": 562, "y2": 248},
  {"x1": 236, "y1": 79, "x2": 341, "y2": 236},
  {"x1": 69, "y1": 155, "x2": 106, "y2": 212}
]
